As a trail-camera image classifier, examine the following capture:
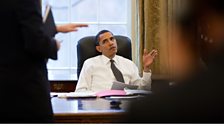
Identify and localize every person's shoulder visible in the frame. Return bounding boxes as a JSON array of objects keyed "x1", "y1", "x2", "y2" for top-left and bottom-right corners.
[
  {"x1": 116, "y1": 55, "x2": 134, "y2": 64},
  {"x1": 84, "y1": 55, "x2": 101, "y2": 64}
]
